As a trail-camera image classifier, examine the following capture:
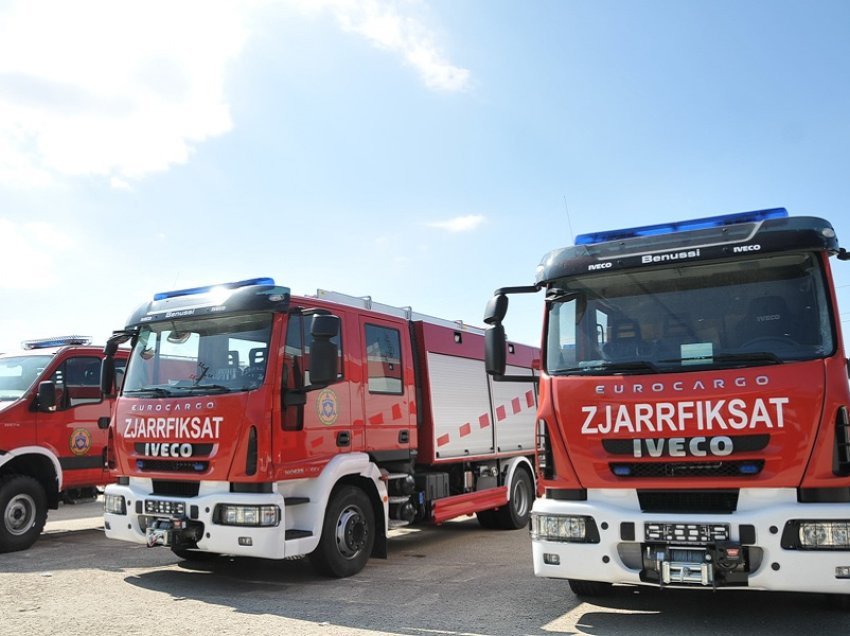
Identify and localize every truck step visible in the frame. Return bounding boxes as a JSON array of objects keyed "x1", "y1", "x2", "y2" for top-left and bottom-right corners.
[
  {"x1": 388, "y1": 519, "x2": 411, "y2": 530},
  {"x1": 285, "y1": 529, "x2": 313, "y2": 540},
  {"x1": 284, "y1": 497, "x2": 310, "y2": 506}
]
